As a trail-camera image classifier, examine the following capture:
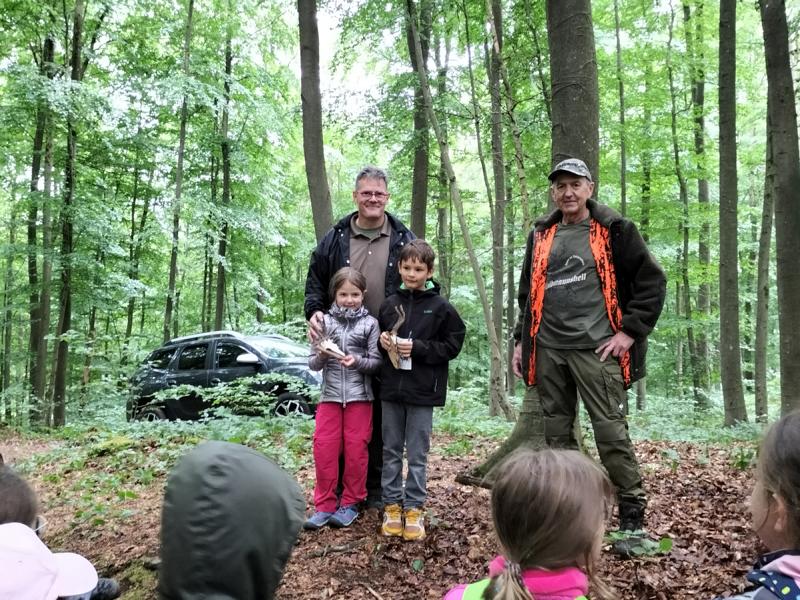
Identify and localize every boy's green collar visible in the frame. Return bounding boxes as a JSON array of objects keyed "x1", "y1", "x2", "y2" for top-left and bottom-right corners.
[{"x1": 399, "y1": 280, "x2": 434, "y2": 291}]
